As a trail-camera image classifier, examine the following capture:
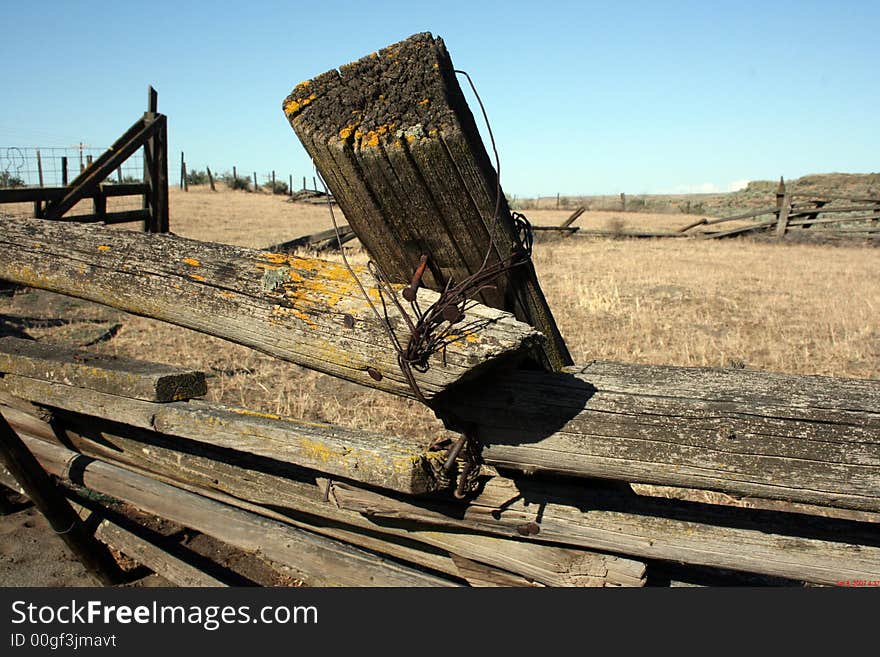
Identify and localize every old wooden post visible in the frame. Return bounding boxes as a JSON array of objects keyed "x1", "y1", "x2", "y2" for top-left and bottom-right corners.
[
  {"x1": 775, "y1": 192, "x2": 792, "y2": 237},
  {"x1": 36, "y1": 149, "x2": 44, "y2": 187},
  {"x1": 0, "y1": 413, "x2": 122, "y2": 585},
  {"x1": 207, "y1": 166, "x2": 216, "y2": 191},
  {"x1": 289, "y1": 174, "x2": 293, "y2": 196},
  {"x1": 776, "y1": 176, "x2": 786, "y2": 209},
  {"x1": 283, "y1": 32, "x2": 572, "y2": 370},
  {"x1": 272, "y1": 170, "x2": 276, "y2": 194},
  {"x1": 61, "y1": 156, "x2": 68, "y2": 186},
  {"x1": 143, "y1": 86, "x2": 169, "y2": 233}
]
